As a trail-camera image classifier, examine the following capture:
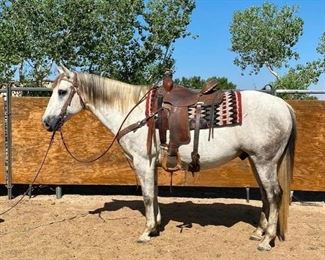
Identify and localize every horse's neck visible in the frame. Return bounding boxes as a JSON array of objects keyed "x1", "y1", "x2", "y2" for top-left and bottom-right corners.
[
  {"x1": 77, "y1": 73, "x2": 148, "y2": 135},
  {"x1": 87, "y1": 102, "x2": 145, "y2": 136}
]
